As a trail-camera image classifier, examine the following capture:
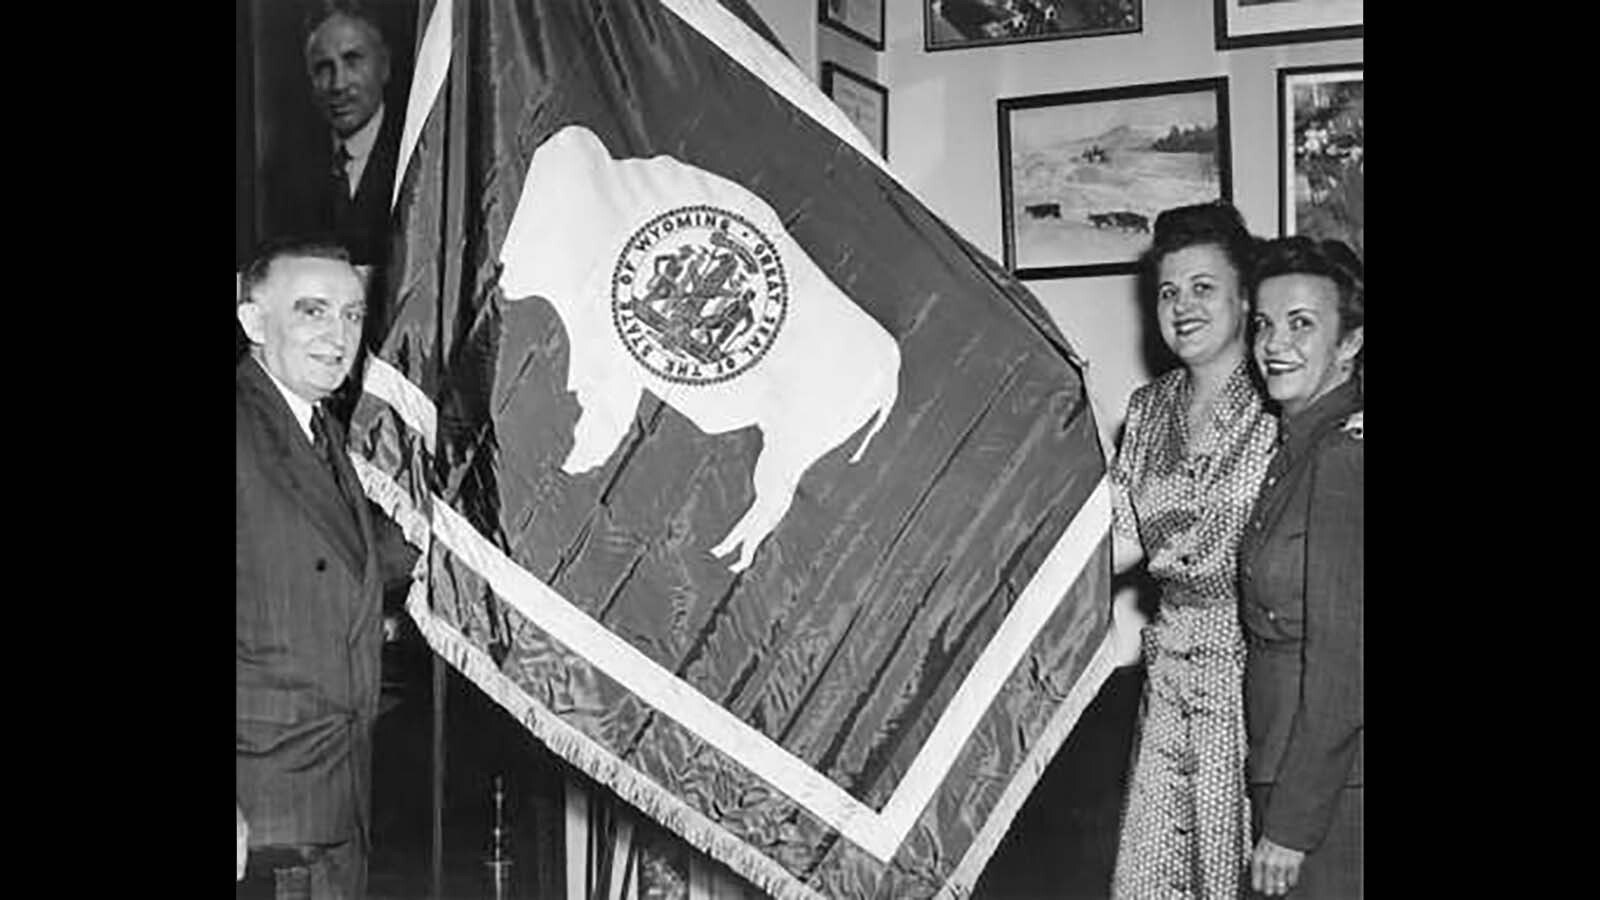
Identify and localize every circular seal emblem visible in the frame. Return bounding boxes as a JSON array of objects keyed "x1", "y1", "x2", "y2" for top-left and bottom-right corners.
[{"x1": 611, "y1": 205, "x2": 788, "y2": 385}]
